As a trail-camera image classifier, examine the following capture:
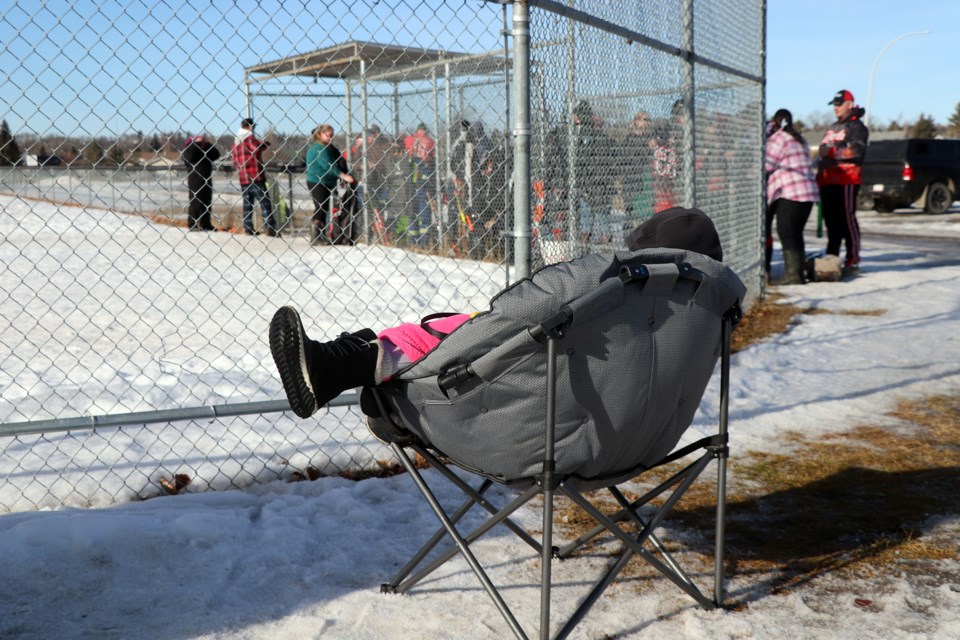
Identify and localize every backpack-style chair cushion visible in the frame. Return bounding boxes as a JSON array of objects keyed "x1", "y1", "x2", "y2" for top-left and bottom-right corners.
[{"x1": 372, "y1": 247, "x2": 745, "y2": 484}]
